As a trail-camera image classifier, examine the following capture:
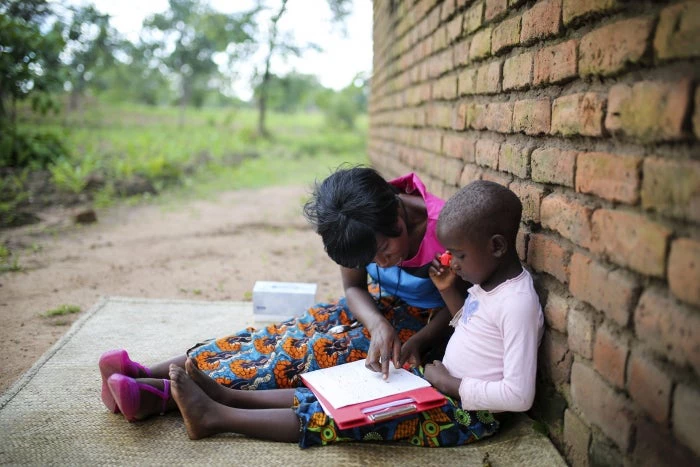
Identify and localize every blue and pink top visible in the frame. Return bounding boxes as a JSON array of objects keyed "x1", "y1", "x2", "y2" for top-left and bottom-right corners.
[{"x1": 366, "y1": 173, "x2": 446, "y2": 309}]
